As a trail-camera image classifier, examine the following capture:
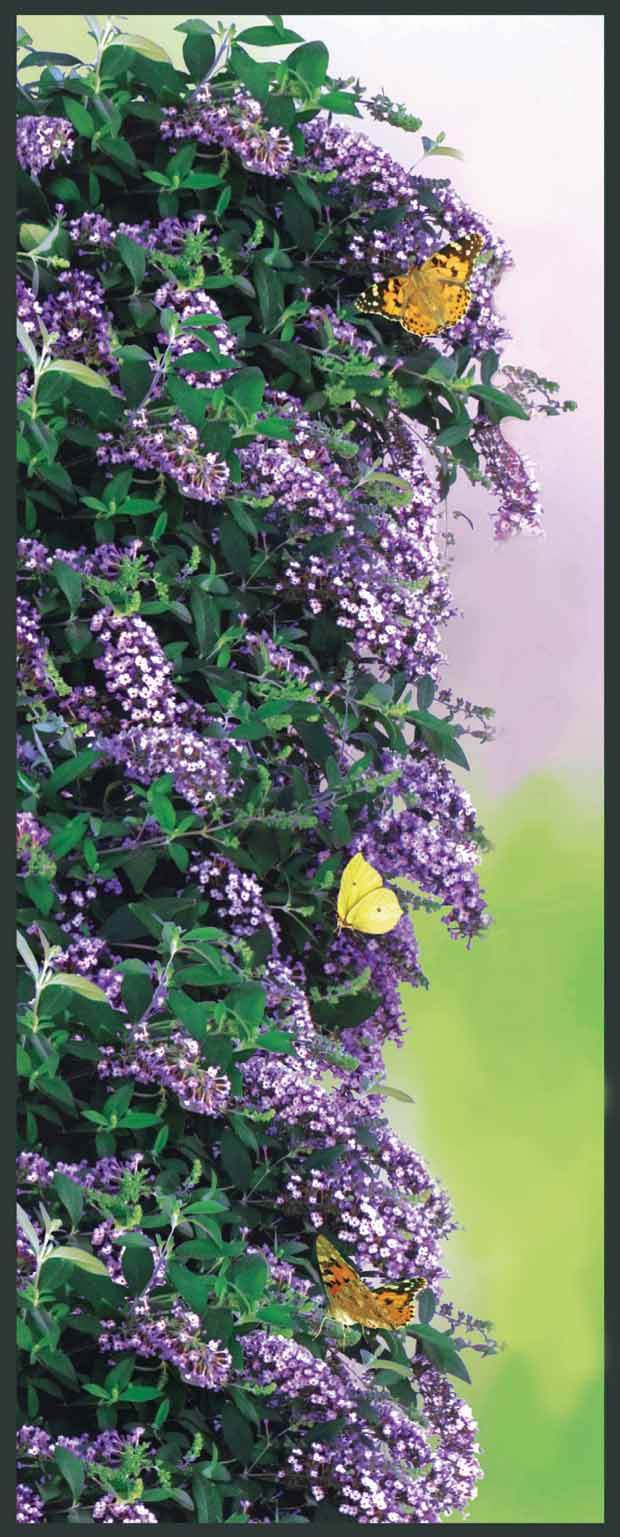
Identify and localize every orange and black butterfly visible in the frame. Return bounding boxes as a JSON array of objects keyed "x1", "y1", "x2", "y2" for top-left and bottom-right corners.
[
  {"x1": 356, "y1": 231, "x2": 484, "y2": 338},
  {"x1": 316, "y1": 1235, "x2": 426, "y2": 1331}
]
